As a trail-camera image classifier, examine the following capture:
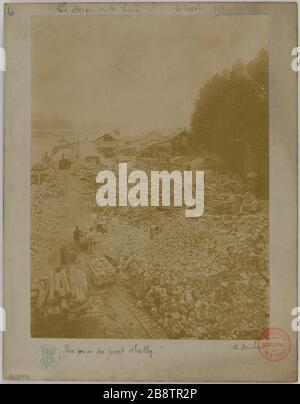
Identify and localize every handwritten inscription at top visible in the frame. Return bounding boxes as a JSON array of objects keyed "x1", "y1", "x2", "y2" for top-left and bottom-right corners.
[
  {"x1": 56, "y1": 3, "x2": 227, "y2": 15},
  {"x1": 57, "y1": 3, "x2": 143, "y2": 15}
]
